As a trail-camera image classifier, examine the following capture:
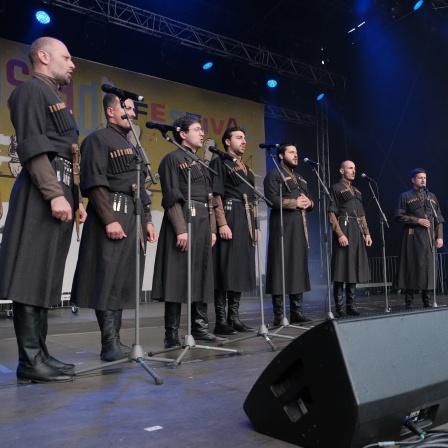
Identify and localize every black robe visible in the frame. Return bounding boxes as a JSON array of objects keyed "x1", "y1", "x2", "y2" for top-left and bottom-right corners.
[
  {"x1": 329, "y1": 181, "x2": 370, "y2": 283},
  {"x1": 395, "y1": 188, "x2": 444, "y2": 290},
  {"x1": 70, "y1": 127, "x2": 150, "y2": 310},
  {"x1": 210, "y1": 157, "x2": 256, "y2": 292},
  {"x1": 0, "y1": 78, "x2": 78, "y2": 308},
  {"x1": 263, "y1": 168, "x2": 312, "y2": 295},
  {"x1": 151, "y1": 148, "x2": 215, "y2": 303}
]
